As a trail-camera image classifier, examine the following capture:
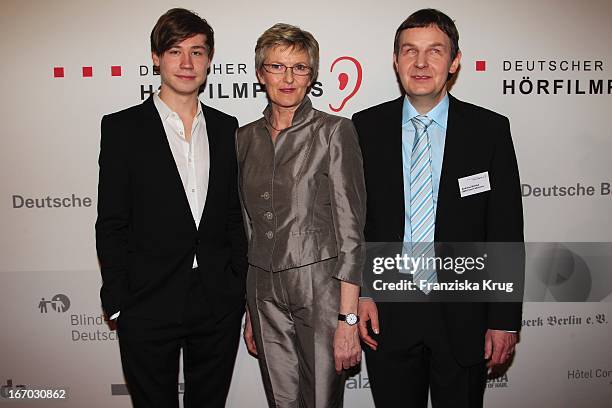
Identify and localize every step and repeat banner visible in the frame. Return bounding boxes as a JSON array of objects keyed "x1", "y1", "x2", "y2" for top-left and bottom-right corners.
[{"x1": 1, "y1": 0, "x2": 611, "y2": 406}]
